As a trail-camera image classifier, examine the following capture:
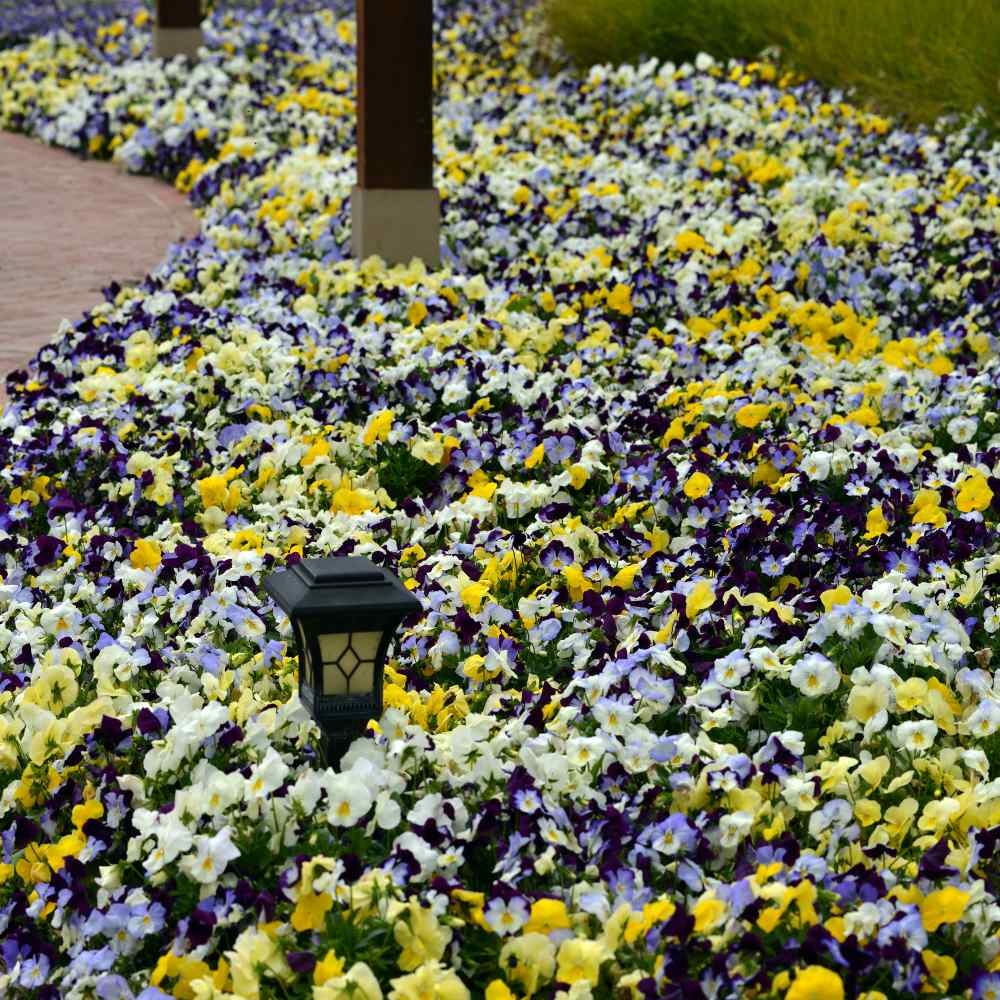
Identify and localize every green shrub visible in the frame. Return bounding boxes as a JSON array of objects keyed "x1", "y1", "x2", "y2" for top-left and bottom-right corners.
[{"x1": 544, "y1": 0, "x2": 1000, "y2": 131}]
